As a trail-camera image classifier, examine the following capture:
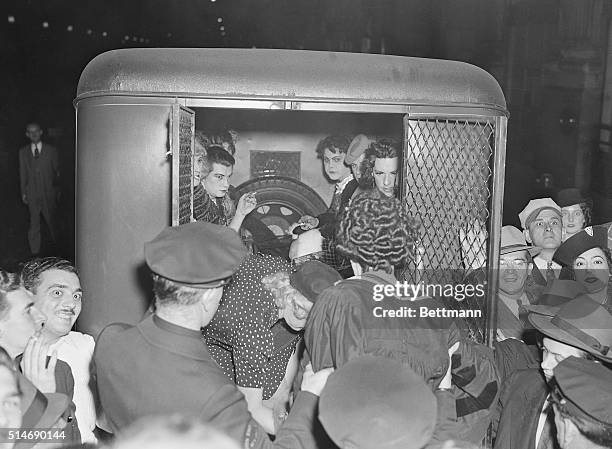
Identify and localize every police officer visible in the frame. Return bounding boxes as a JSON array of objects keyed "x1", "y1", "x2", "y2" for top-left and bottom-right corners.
[
  {"x1": 551, "y1": 357, "x2": 612, "y2": 449},
  {"x1": 93, "y1": 221, "x2": 333, "y2": 449}
]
